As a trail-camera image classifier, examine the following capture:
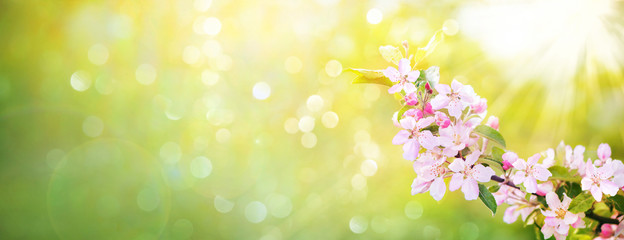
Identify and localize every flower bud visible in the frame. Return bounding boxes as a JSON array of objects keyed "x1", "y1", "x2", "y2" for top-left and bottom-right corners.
[
  {"x1": 405, "y1": 92, "x2": 419, "y2": 106},
  {"x1": 424, "y1": 103, "x2": 434, "y2": 115},
  {"x1": 472, "y1": 97, "x2": 487, "y2": 114},
  {"x1": 425, "y1": 82, "x2": 433, "y2": 94},
  {"x1": 434, "y1": 111, "x2": 450, "y2": 128},
  {"x1": 404, "y1": 109, "x2": 423, "y2": 120},
  {"x1": 486, "y1": 116, "x2": 499, "y2": 130}
]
